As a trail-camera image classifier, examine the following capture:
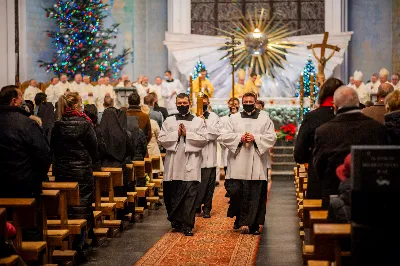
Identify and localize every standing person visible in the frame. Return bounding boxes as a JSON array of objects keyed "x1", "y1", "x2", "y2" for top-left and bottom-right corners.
[
  {"x1": 351, "y1": 70, "x2": 369, "y2": 104},
  {"x1": 143, "y1": 94, "x2": 163, "y2": 129},
  {"x1": 151, "y1": 76, "x2": 164, "y2": 106},
  {"x1": 161, "y1": 70, "x2": 186, "y2": 115},
  {"x1": 23, "y1": 79, "x2": 42, "y2": 102},
  {"x1": 46, "y1": 77, "x2": 61, "y2": 107},
  {"x1": 294, "y1": 78, "x2": 344, "y2": 199},
  {"x1": 159, "y1": 93, "x2": 207, "y2": 236},
  {"x1": 195, "y1": 94, "x2": 221, "y2": 218},
  {"x1": 362, "y1": 83, "x2": 394, "y2": 123},
  {"x1": 82, "y1": 76, "x2": 96, "y2": 104},
  {"x1": 365, "y1": 73, "x2": 380, "y2": 97},
  {"x1": 136, "y1": 76, "x2": 152, "y2": 100},
  {"x1": 96, "y1": 77, "x2": 117, "y2": 112},
  {"x1": 230, "y1": 69, "x2": 246, "y2": 98},
  {"x1": 149, "y1": 92, "x2": 168, "y2": 120},
  {"x1": 84, "y1": 104, "x2": 106, "y2": 171},
  {"x1": 391, "y1": 73, "x2": 400, "y2": 90},
  {"x1": 192, "y1": 68, "x2": 214, "y2": 98},
  {"x1": 70, "y1": 74, "x2": 84, "y2": 94},
  {"x1": 218, "y1": 92, "x2": 277, "y2": 235},
  {"x1": 244, "y1": 73, "x2": 259, "y2": 96},
  {"x1": 126, "y1": 92, "x2": 152, "y2": 144},
  {"x1": 57, "y1": 74, "x2": 70, "y2": 94},
  {"x1": 51, "y1": 92, "x2": 97, "y2": 261},
  {"x1": 35, "y1": 93, "x2": 56, "y2": 143},
  {"x1": 220, "y1": 98, "x2": 240, "y2": 197}
]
